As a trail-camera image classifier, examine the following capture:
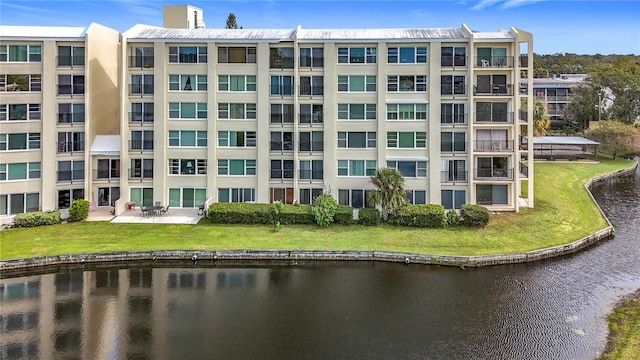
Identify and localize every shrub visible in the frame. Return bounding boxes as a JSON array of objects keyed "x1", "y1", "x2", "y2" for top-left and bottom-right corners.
[
  {"x1": 358, "y1": 208, "x2": 381, "y2": 226},
  {"x1": 13, "y1": 211, "x2": 61, "y2": 227},
  {"x1": 387, "y1": 204, "x2": 446, "y2": 228},
  {"x1": 446, "y1": 210, "x2": 461, "y2": 228},
  {"x1": 311, "y1": 194, "x2": 338, "y2": 227},
  {"x1": 281, "y1": 205, "x2": 315, "y2": 225},
  {"x1": 207, "y1": 203, "x2": 272, "y2": 224},
  {"x1": 270, "y1": 201, "x2": 284, "y2": 230},
  {"x1": 68, "y1": 199, "x2": 89, "y2": 222},
  {"x1": 334, "y1": 205, "x2": 355, "y2": 225},
  {"x1": 460, "y1": 204, "x2": 490, "y2": 228}
]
